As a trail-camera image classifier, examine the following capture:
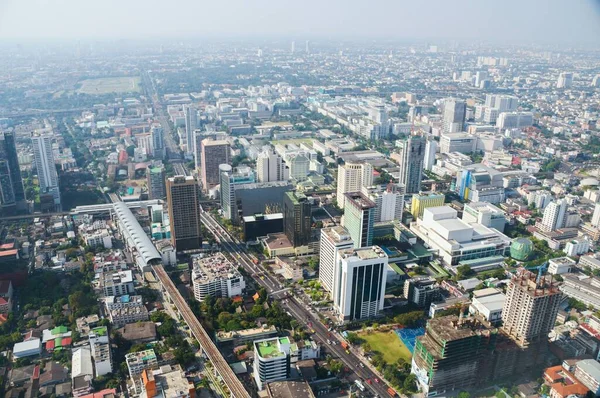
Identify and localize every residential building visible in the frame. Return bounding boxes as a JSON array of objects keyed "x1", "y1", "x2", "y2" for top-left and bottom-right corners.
[
  {"x1": 496, "y1": 112, "x2": 534, "y2": 130},
  {"x1": 146, "y1": 166, "x2": 166, "y2": 200},
  {"x1": 502, "y1": 271, "x2": 562, "y2": 346},
  {"x1": 184, "y1": 106, "x2": 197, "y2": 155},
  {"x1": 395, "y1": 135, "x2": 426, "y2": 194},
  {"x1": 362, "y1": 183, "x2": 405, "y2": 223},
  {"x1": 544, "y1": 363, "x2": 590, "y2": 398},
  {"x1": 443, "y1": 99, "x2": 466, "y2": 133},
  {"x1": 89, "y1": 326, "x2": 112, "y2": 377},
  {"x1": 167, "y1": 176, "x2": 202, "y2": 251},
  {"x1": 342, "y1": 192, "x2": 375, "y2": 249},
  {"x1": 83, "y1": 230, "x2": 112, "y2": 249},
  {"x1": 200, "y1": 139, "x2": 230, "y2": 192},
  {"x1": 485, "y1": 94, "x2": 519, "y2": 112},
  {"x1": 335, "y1": 246, "x2": 388, "y2": 321},
  {"x1": 440, "y1": 133, "x2": 476, "y2": 154},
  {"x1": 140, "y1": 364, "x2": 195, "y2": 398},
  {"x1": 404, "y1": 277, "x2": 441, "y2": 307},
  {"x1": 540, "y1": 199, "x2": 568, "y2": 233},
  {"x1": 32, "y1": 133, "x2": 61, "y2": 210},
  {"x1": 592, "y1": 203, "x2": 600, "y2": 228},
  {"x1": 105, "y1": 295, "x2": 149, "y2": 327},
  {"x1": 547, "y1": 257, "x2": 576, "y2": 275},
  {"x1": 579, "y1": 255, "x2": 600, "y2": 272},
  {"x1": 424, "y1": 138, "x2": 438, "y2": 171},
  {"x1": 151, "y1": 124, "x2": 165, "y2": 159},
  {"x1": 283, "y1": 191, "x2": 312, "y2": 248},
  {"x1": 411, "y1": 193, "x2": 445, "y2": 219},
  {"x1": 126, "y1": 349, "x2": 158, "y2": 381},
  {"x1": 191, "y1": 253, "x2": 245, "y2": 301},
  {"x1": 557, "y1": 72, "x2": 574, "y2": 88},
  {"x1": 257, "y1": 150, "x2": 289, "y2": 182},
  {"x1": 336, "y1": 162, "x2": 373, "y2": 208},
  {"x1": 102, "y1": 270, "x2": 135, "y2": 297},
  {"x1": 561, "y1": 274, "x2": 600, "y2": 309},
  {"x1": 462, "y1": 202, "x2": 506, "y2": 232},
  {"x1": 216, "y1": 325, "x2": 278, "y2": 346},
  {"x1": 319, "y1": 226, "x2": 354, "y2": 296},
  {"x1": 574, "y1": 359, "x2": 600, "y2": 396}
]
